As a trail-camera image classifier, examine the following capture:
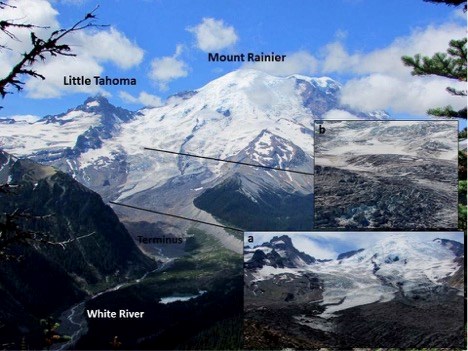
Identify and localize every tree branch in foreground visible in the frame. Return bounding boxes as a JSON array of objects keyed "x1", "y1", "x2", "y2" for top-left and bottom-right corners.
[{"x1": 0, "y1": 5, "x2": 107, "y2": 99}]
